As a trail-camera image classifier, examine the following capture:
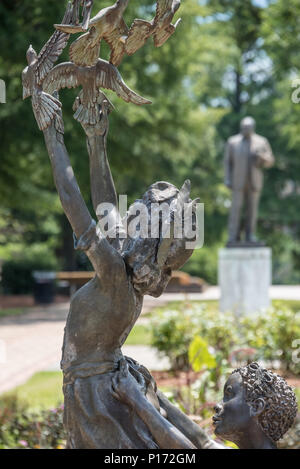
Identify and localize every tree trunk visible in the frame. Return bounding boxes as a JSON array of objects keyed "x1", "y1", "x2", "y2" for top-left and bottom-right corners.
[
  {"x1": 234, "y1": 69, "x2": 242, "y2": 114},
  {"x1": 60, "y1": 214, "x2": 76, "y2": 271}
]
